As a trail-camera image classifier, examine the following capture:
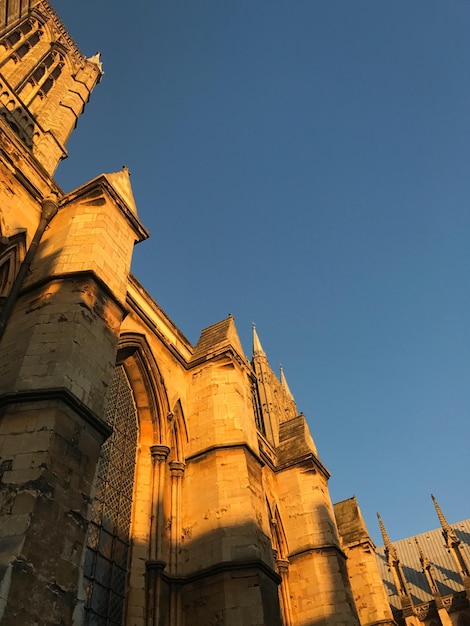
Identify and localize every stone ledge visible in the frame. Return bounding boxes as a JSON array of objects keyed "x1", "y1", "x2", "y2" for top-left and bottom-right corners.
[{"x1": 0, "y1": 387, "x2": 111, "y2": 440}]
